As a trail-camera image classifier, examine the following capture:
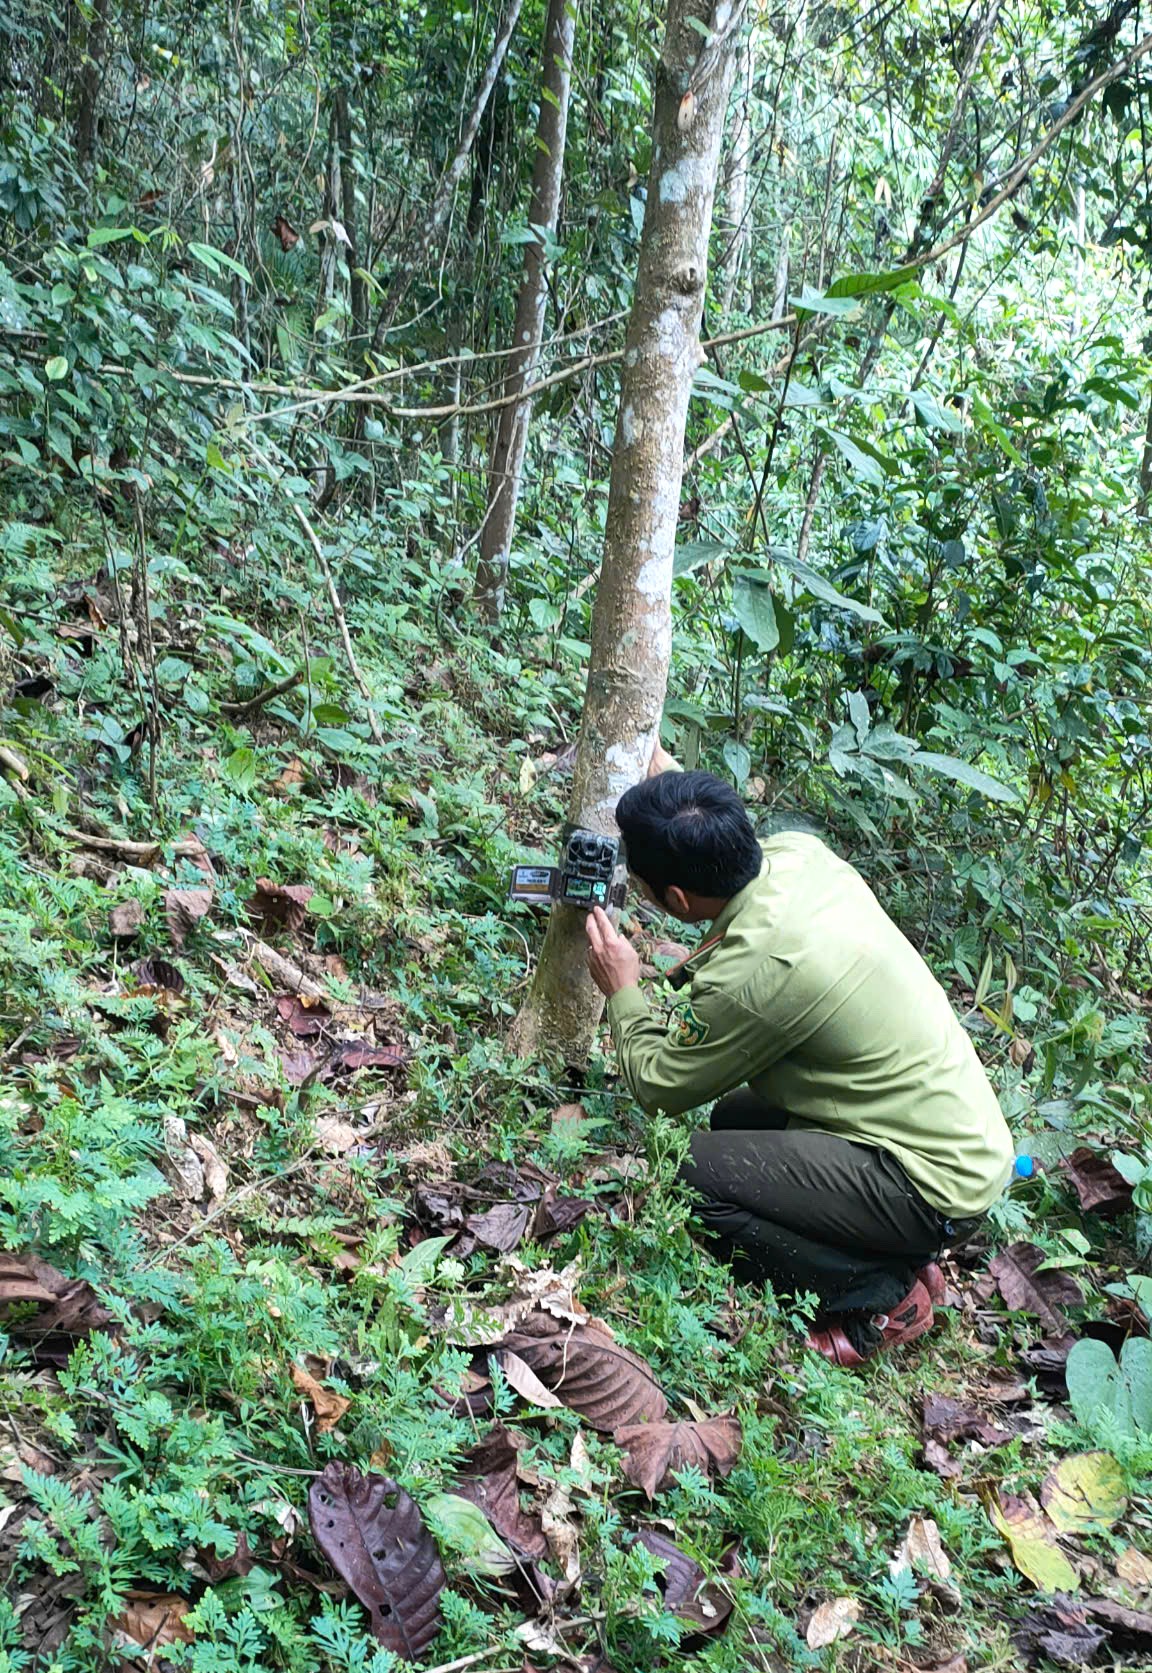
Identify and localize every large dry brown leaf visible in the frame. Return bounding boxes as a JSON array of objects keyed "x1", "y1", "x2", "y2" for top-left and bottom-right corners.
[
  {"x1": 616, "y1": 1415, "x2": 741, "y2": 1499},
  {"x1": 326, "y1": 1040, "x2": 407, "y2": 1076},
  {"x1": 921, "y1": 1393, "x2": 1012, "y2": 1449},
  {"x1": 635, "y1": 1529, "x2": 735, "y2": 1635},
  {"x1": 249, "y1": 879, "x2": 314, "y2": 933},
  {"x1": 276, "y1": 993, "x2": 331, "y2": 1037},
  {"x1": 499, "y1": 1312, "x2": 667, "y2": 1431},
  {"x1": 805, "y1": 1596, "x2": 861, "y2": 1649},
  {"x1": 1059, "y1": 1147, "x2": 1134, "y2": 1217},
  {"x1": 988, "y1": 1242, "x2": 1085, "y2": 1333},
  {"x1": 0, "y1": 1253, "x2": 112, "y2": 1340},
  {"x1": 453, "y1": 1426, "x2": 547, "y2": 1562},
  {"x1": 308, "y1": 1464, "x2": 445, "y2": 1657},
  {"x1": 291, "y1": 1363, "x2": 351, "y2": 1434},
  {"x1": 164, "y1": 886, "x2": 213, "y2": 946},
  {"x1": 108, "y1": 899, "x2": 143, "y2": 939},
  {"x1": 113, "y1": 1591, "x2": 194, "y2": 1649}
]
